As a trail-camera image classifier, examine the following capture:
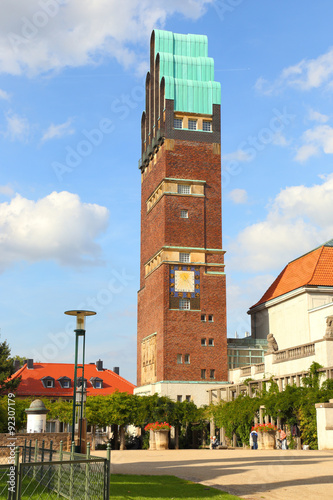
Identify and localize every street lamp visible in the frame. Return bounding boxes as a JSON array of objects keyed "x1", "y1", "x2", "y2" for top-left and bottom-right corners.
[{"x1": 65, "y1": 310, "x2": 96, "y2": 453}]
